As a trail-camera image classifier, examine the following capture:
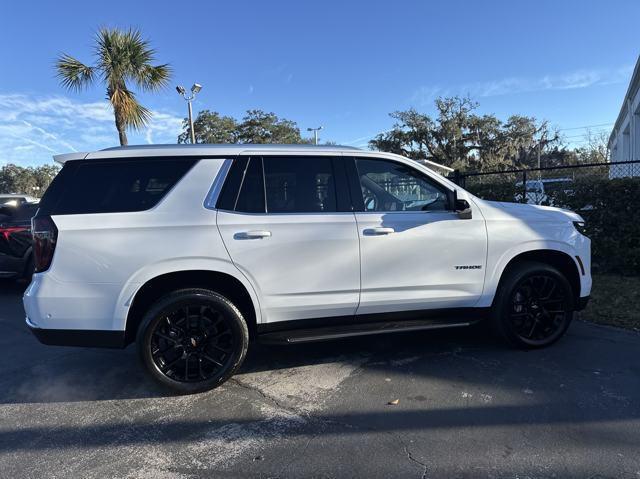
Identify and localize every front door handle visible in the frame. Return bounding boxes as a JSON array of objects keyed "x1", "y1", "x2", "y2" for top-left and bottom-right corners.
[
  {"x1": 363, "y1": 227, "x2": 395, "y2": 236},
  {"x1": 234, "y1": 230, "x2": 272, "y2": 240}
]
